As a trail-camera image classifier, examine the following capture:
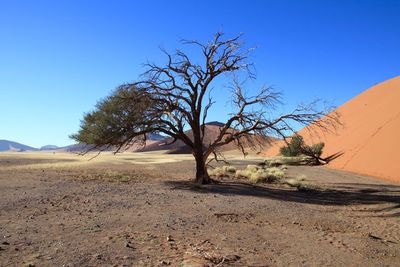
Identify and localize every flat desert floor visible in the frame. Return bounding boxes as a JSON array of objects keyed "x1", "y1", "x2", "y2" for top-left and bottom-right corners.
[{"x1": 0, "y1": 152, "x2": 399, "y2": 266}]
